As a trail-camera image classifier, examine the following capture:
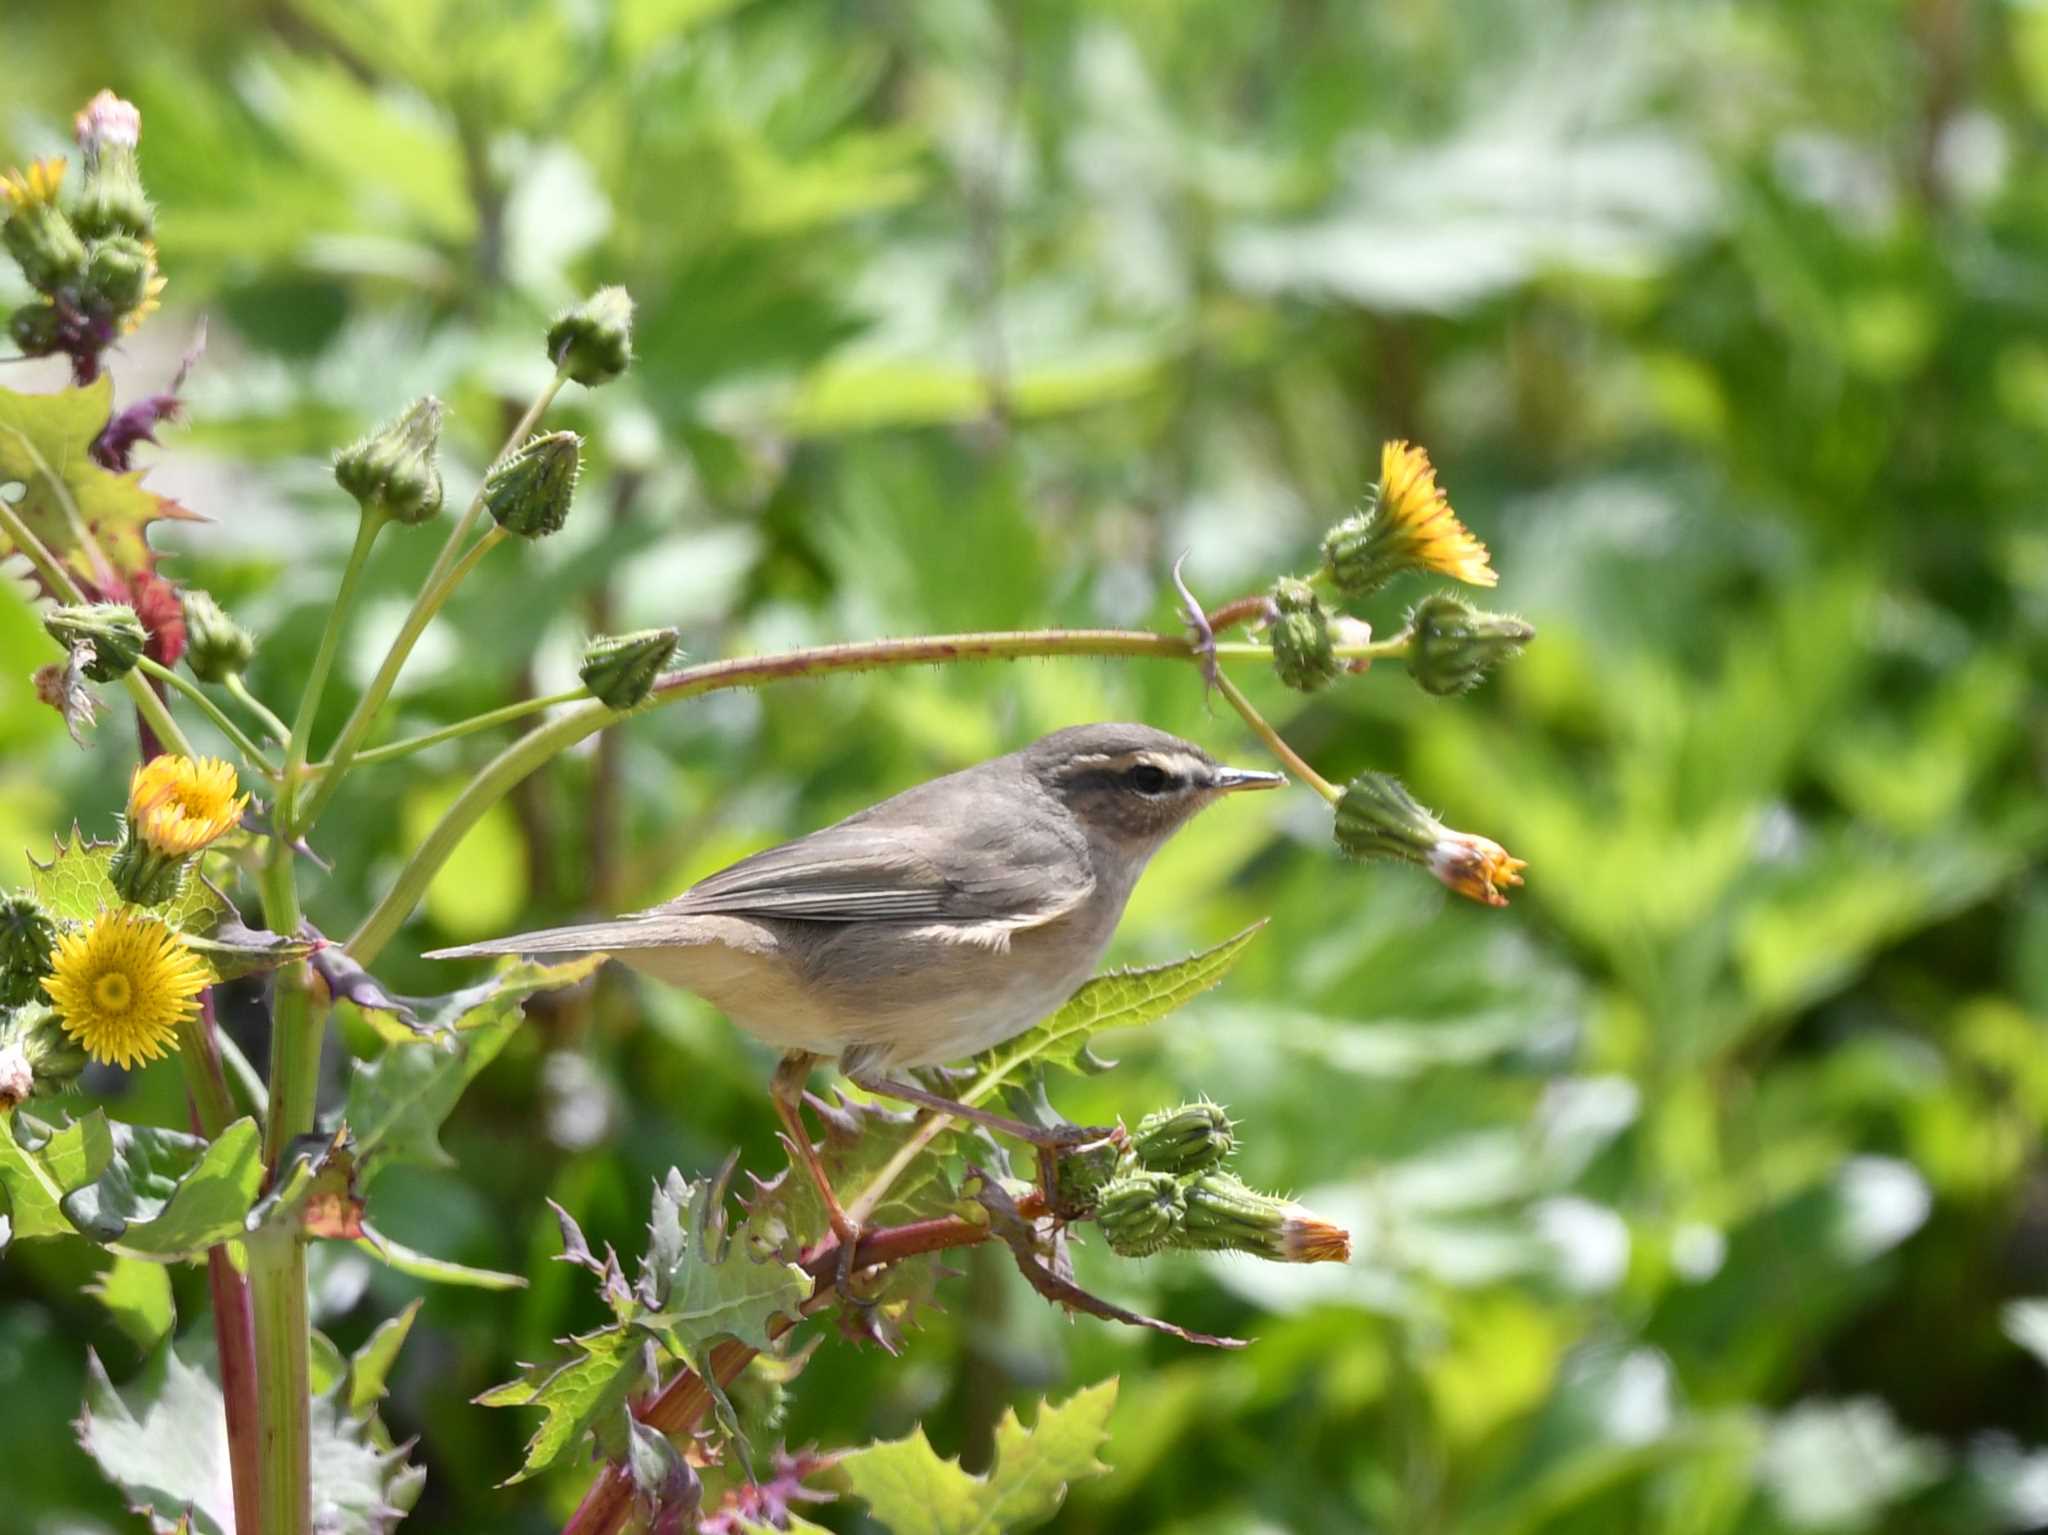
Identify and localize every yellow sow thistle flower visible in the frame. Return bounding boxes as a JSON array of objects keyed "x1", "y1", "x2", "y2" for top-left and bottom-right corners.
[
  {"x1": 111, "y1": 755, "x2": 248, "y2": 906},
  {"x1": 1323, "y1": 440, "x2": 1497, "y2": 598},
  {"x1": 0, "y1": 157, "x2": 66, "y2": 211},
  {"x1": 42, "y1": 908, "x2": 209, "y2": 1070}
]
